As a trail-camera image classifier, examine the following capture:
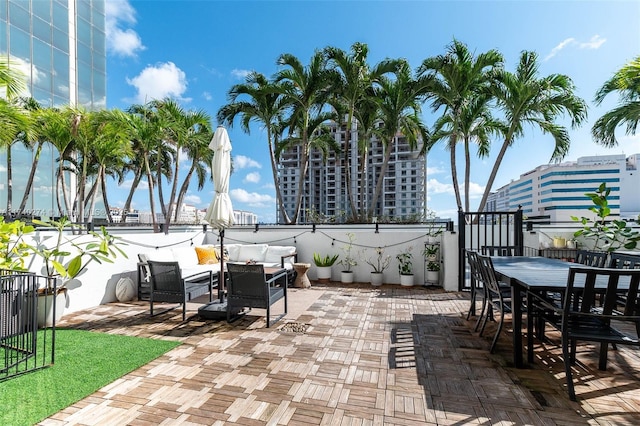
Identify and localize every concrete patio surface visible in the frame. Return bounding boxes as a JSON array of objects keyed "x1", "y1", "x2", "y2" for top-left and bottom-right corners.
[{"x1": 41, "y1": 283, "x2": 640, "y2": 425}]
